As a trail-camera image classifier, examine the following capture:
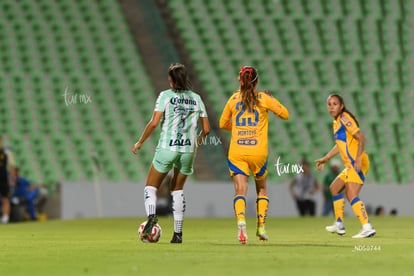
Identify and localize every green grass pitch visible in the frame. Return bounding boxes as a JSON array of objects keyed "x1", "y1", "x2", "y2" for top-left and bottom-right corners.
[{"x1": 1, "y1": 216, "x2": 413, "y2": 275}]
